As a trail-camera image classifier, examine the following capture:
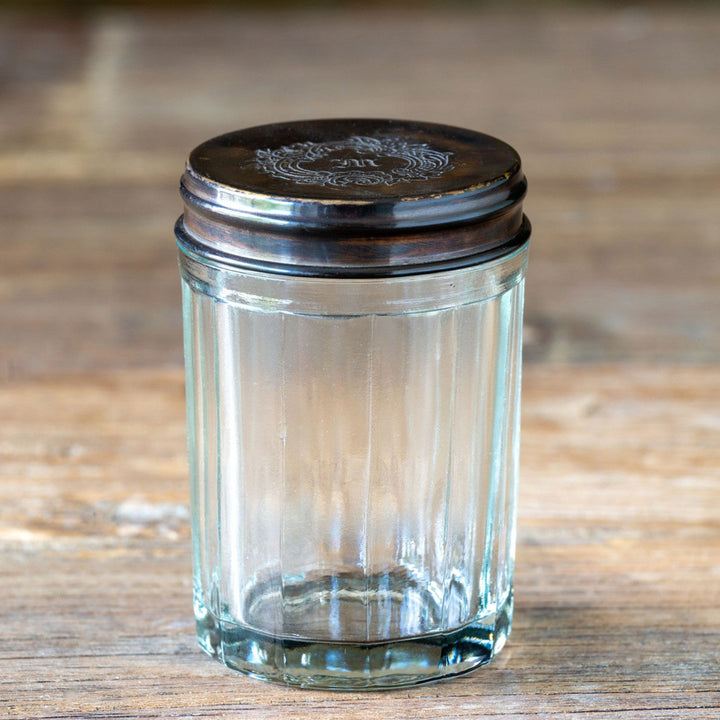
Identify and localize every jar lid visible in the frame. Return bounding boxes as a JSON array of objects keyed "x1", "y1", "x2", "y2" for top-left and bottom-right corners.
[{"x1": 177, "y1": 118, "x2": 529, "y2": 277}]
